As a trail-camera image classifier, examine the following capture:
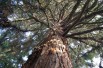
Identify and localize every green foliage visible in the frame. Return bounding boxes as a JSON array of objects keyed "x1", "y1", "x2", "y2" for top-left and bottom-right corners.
[
  {"x1": 0, "y1": 0, "x2": 103, "y2": 68},
  {"x1": 0, "y1": 0, "x2": 8, "y2": 6}
]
